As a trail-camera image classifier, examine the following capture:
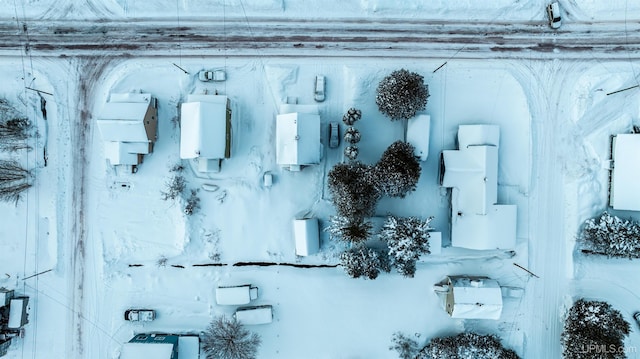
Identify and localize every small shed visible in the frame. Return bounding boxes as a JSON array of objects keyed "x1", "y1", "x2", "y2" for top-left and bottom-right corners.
[
  {"x1": 445, "y1": 276, "x2": 502, "y2": 320},
  {"x1": 293, "y1": 218, "x2": 320, "y2": 256},
  {"x1": 406, "y1": 114, "x2": 431, "y2": 161},
  {"x1": 609, "y1": 133, "x2": 640, "y2": 211},
  {"x1": 276, "y1": 112, "x2": 321, "y2": 170},
  {"x1": 215, "y1": 285, "x2": 258, "y2": 305},
  {"x1": 234, "y1": 305, "x2": 273, "y2": 325},
  {"x1": 97, "y1": 93, "x2": 158, "y2": 168},
  {"x1": 180, "y1": 94, "x2": 232, "y2": 173},
  {"x1": 7, "y1": 297, "x2": 28, "y2": 329}
]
